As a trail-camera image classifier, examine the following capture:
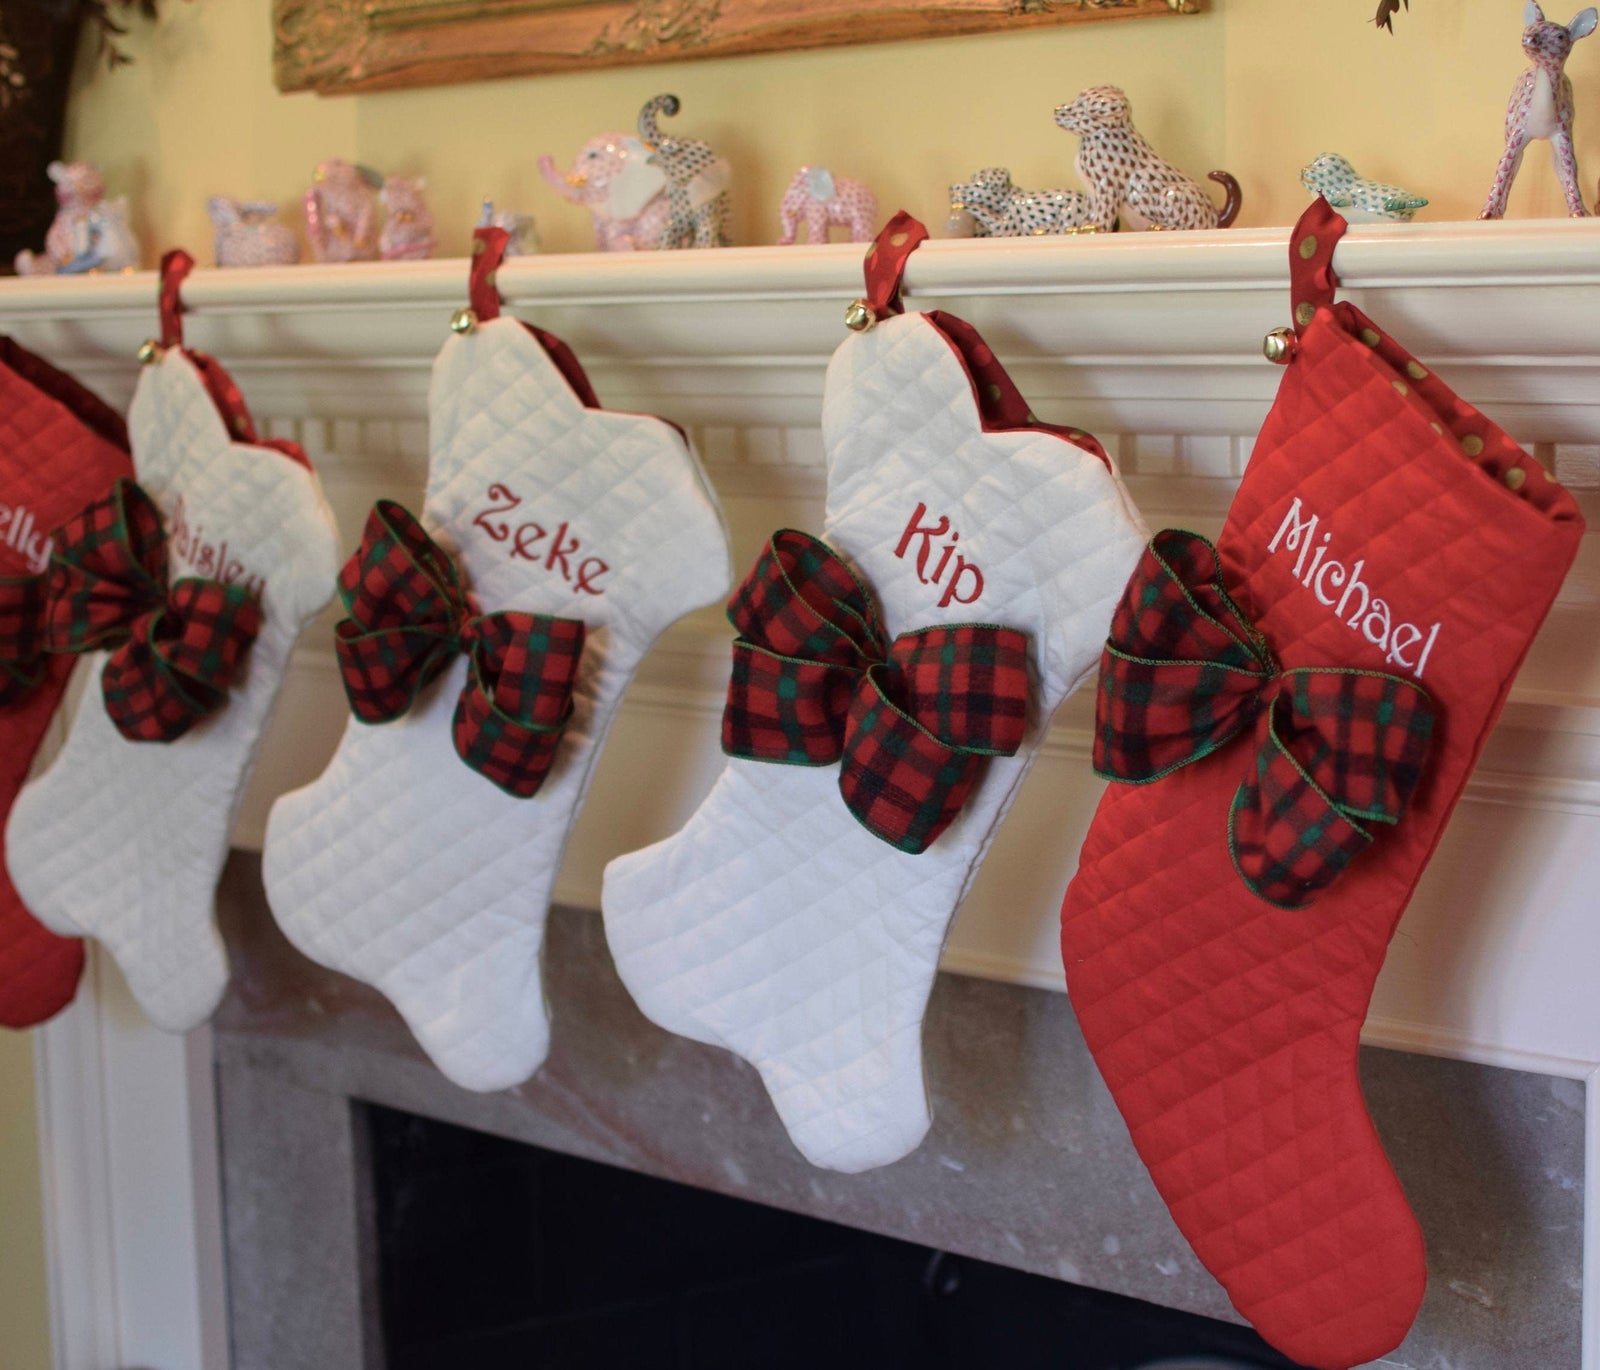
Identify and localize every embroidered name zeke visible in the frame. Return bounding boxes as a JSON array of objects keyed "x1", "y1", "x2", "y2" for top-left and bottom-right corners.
[
  {"x1": 1268, "y1": 496, "x2": 1440, "y2": 678},
  {"x1": 473, "y1": 483, "x2": 610, "y2": 596}
]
